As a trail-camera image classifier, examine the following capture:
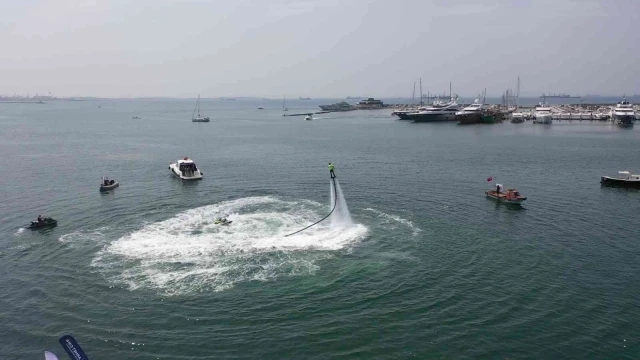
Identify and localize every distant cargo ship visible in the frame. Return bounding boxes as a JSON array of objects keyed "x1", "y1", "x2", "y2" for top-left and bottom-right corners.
[
  {"x1": 541, "y1": 93, "x2": 581, "y2": 98},
  {"x1": 299, "y1": 97, "x2": 311, "y2": 100},
  {"x1": 319, "y1": 101, "x2": 356, "y2": 112}
]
